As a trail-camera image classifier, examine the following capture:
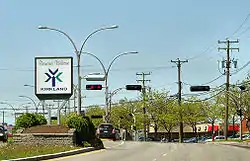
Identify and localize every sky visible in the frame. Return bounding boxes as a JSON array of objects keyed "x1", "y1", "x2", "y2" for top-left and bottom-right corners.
[{"x1": 1, "y1": 0, "x2": 250, "y2": 124}]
